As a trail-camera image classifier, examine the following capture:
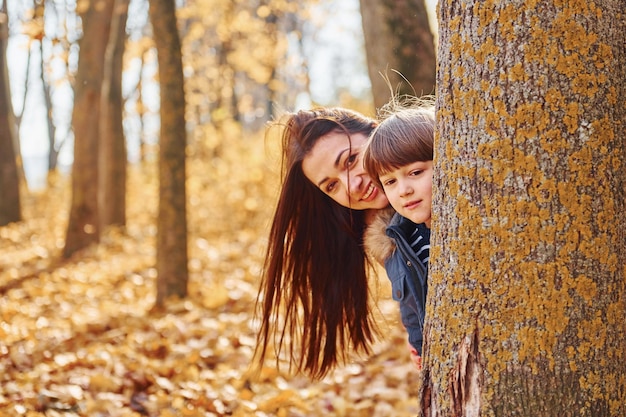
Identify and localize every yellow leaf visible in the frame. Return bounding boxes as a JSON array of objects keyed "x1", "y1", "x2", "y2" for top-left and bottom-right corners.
[
  {"x1": 201, "y1": 284, "x2": 230, "y2": 309},
  {"x1": 89, "y1": 374, "x2": 121, "y2": 392}
]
